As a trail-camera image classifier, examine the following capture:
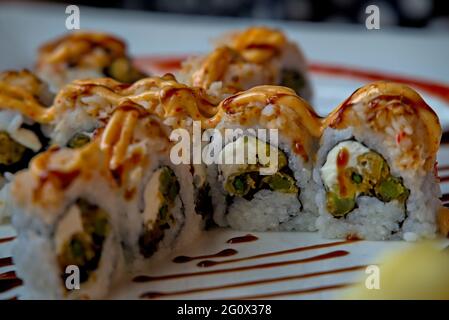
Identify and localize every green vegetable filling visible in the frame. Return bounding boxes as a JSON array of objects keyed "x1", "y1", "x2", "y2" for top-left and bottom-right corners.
[
  {"x1": 261, "y1": 172, "x2": 298, "y2": 193},
  {"x1": 58, "y1": 199, "x2": 109, "y2": 284},
  {"x1": 375, "y1": 176, "x2": 410, "y2": 203},
  {"x1": 223, "y1": 140, "x2": 298, "y2": 198},
  {"x1": 0, "y1": 131, "x2": 26, "y2": 166},
  {"x1": 104, "y1": 57, "x2": 147, "y2": 84},
  {"x1": 139, "y1": 166, "x2": 180, "y2": 258},
  {"x1": 326, "y1": 192, "x2": 356, "y2": 218},
  {"x1": 326, "y1": 150, "x2": 410, "y2": 217},
  {"x1": 67, "y1": 133, "x2": 91, "y2": 149},
  {"x1": 280, "y1": 69, "x2": 306, "y2": 96}
]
